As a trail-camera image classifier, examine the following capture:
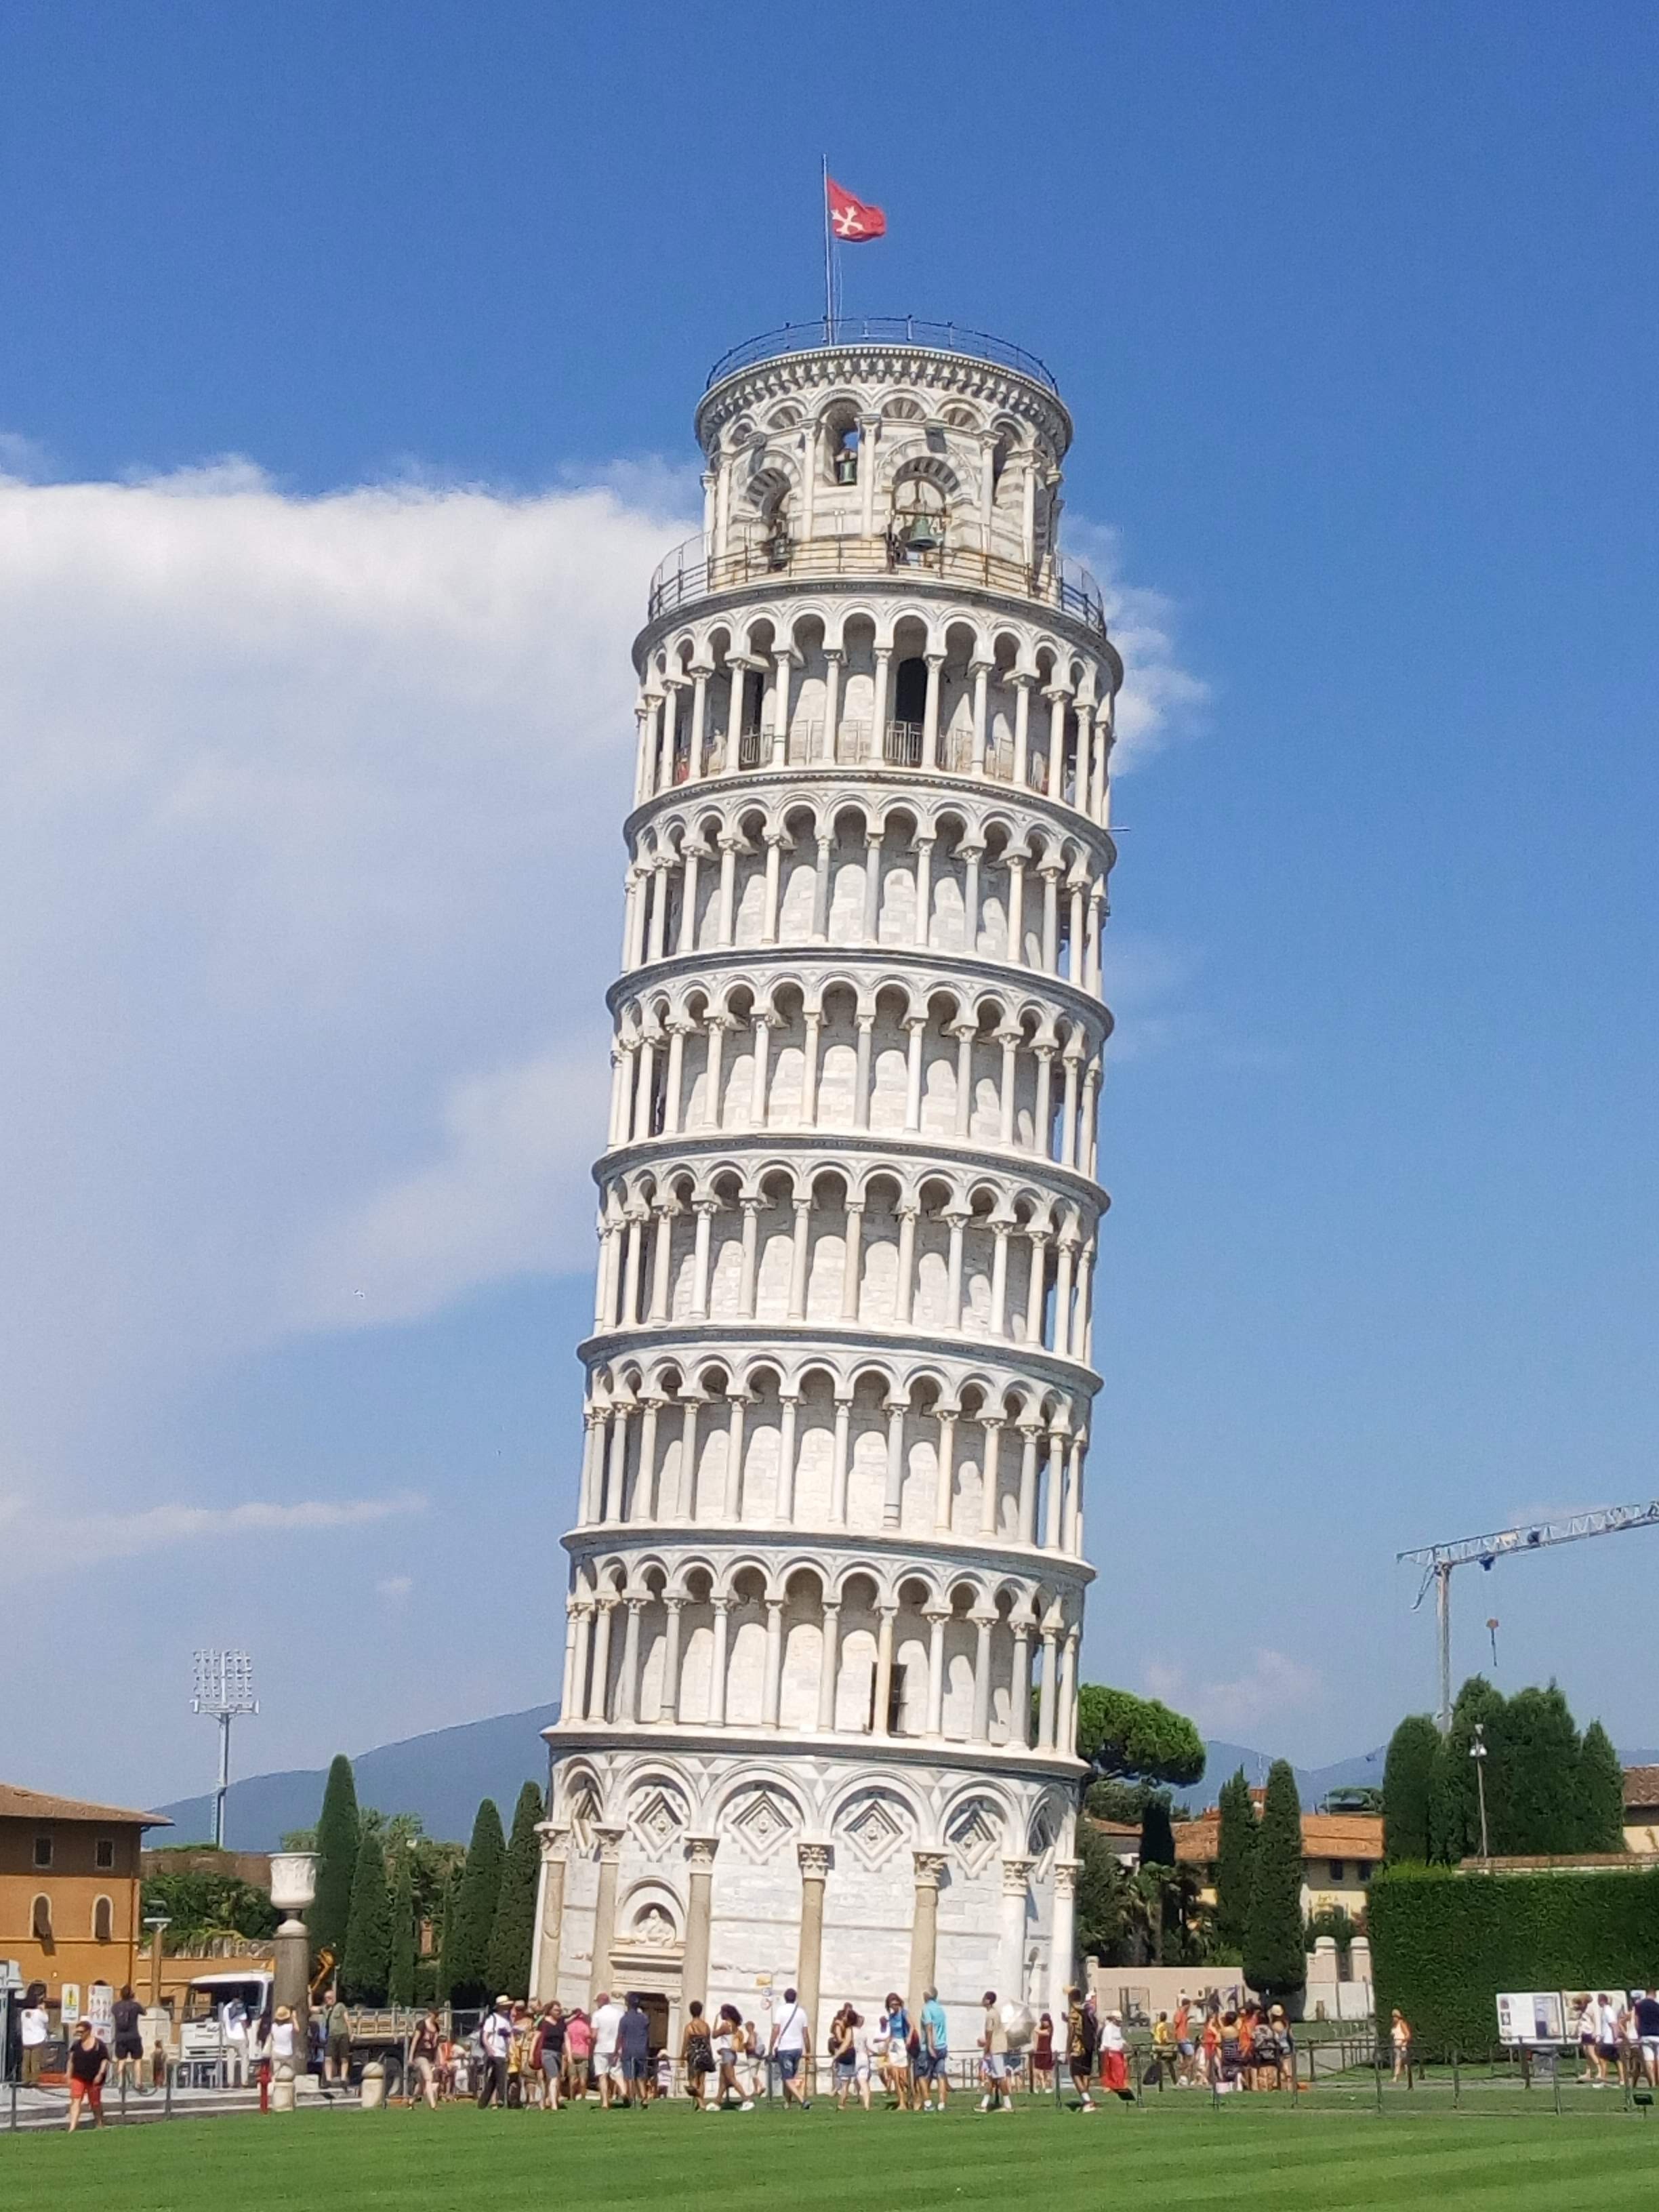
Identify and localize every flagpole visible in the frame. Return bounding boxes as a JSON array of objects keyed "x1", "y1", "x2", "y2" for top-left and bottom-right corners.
[{"x1": 821, "y1": 155, "x2": 834, "y2": 338}]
